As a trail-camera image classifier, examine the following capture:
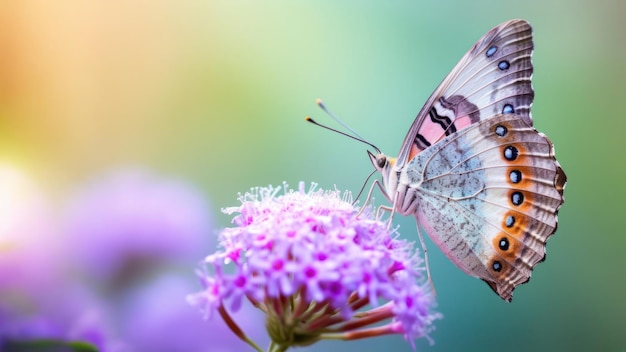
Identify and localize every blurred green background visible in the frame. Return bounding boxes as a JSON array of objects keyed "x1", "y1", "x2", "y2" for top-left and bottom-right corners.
[{"x1": 1, "y1": 0, "x2": 624, "y2": 351}]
